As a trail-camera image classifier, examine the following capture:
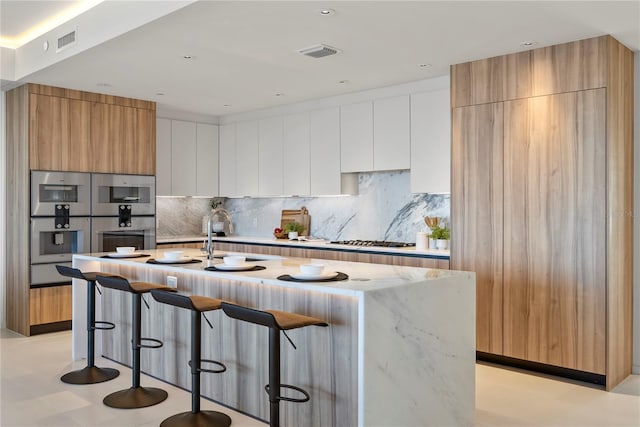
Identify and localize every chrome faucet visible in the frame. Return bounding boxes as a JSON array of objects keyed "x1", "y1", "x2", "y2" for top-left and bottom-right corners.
[{"x1": 202, "y1": 215, "x2": 215, "y2": 260}]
